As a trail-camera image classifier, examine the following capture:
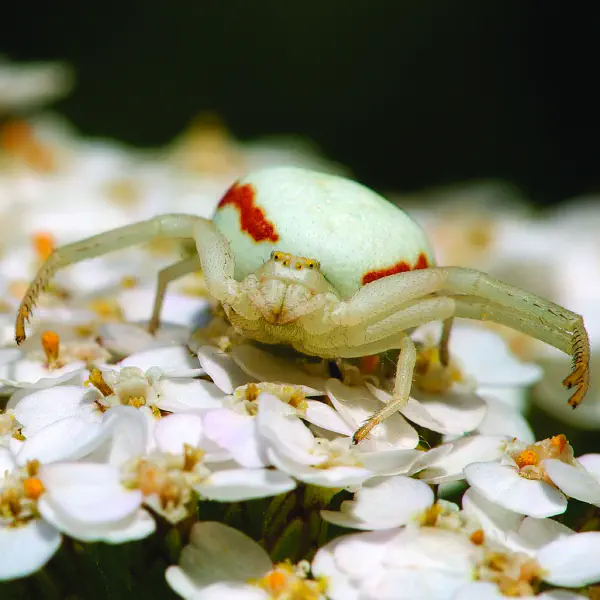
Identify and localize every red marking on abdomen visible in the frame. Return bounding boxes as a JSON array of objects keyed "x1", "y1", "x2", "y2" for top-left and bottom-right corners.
[
  {"x1": 217, "y1": 183, "x2": 279, "y2": 242},
  {"x1": 361, "y1": 252, "x2": 430, "y2": 285}
]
